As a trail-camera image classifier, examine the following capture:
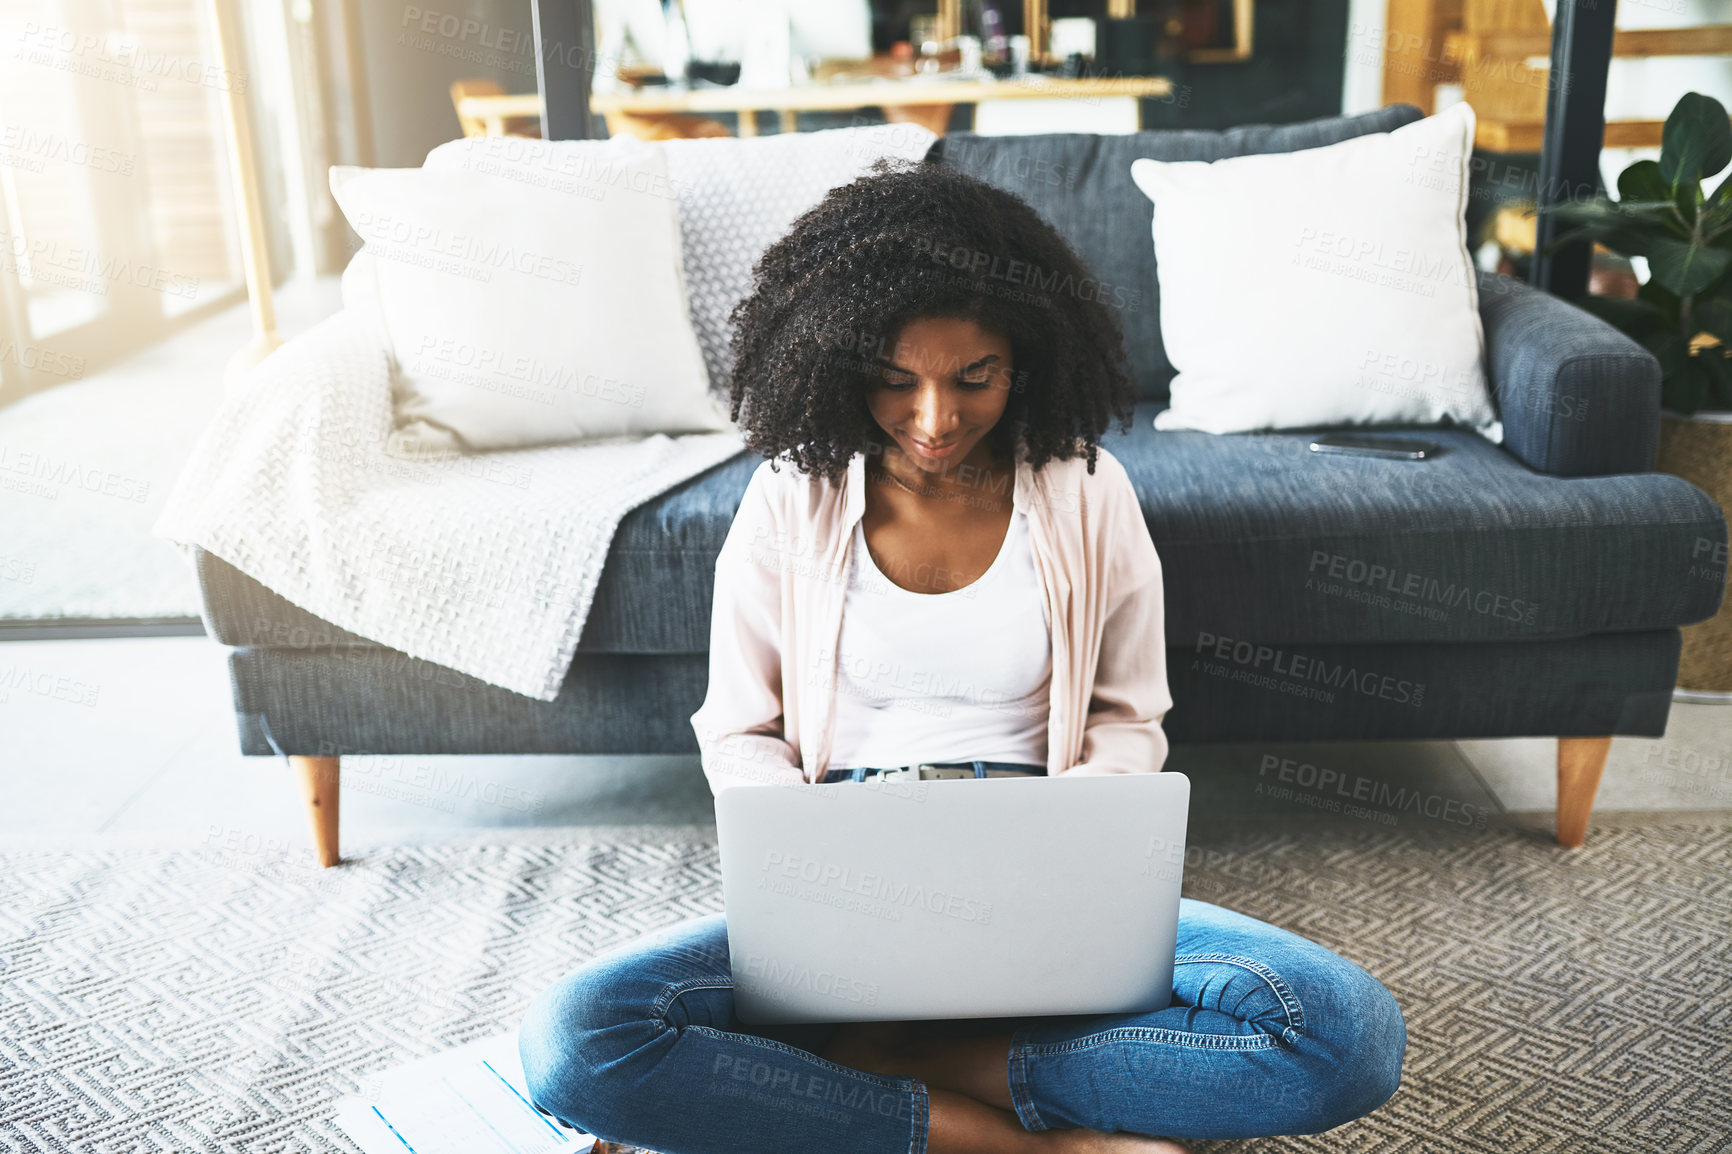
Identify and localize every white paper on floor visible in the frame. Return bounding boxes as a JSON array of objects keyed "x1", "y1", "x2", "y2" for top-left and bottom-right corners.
[{"x1": 332, "y1": 1030, "x2": 596, "y2": 1154}]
